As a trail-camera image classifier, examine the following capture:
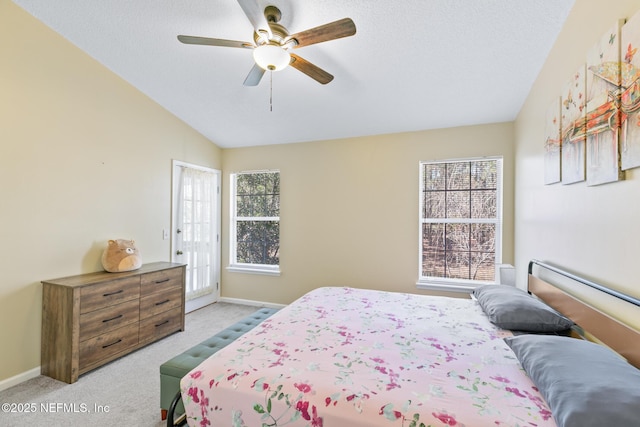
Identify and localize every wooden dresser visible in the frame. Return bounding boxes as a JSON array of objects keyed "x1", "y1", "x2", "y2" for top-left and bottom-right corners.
[{"x1": 41, "y1": 262, "x2": 186, "y2": 383}]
